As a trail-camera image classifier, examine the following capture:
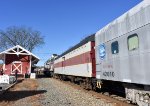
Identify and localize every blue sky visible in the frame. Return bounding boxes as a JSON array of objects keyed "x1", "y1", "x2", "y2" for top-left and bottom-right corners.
[{"x1": 0, "y1": 0, "x2": 141, "y2": 66}]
